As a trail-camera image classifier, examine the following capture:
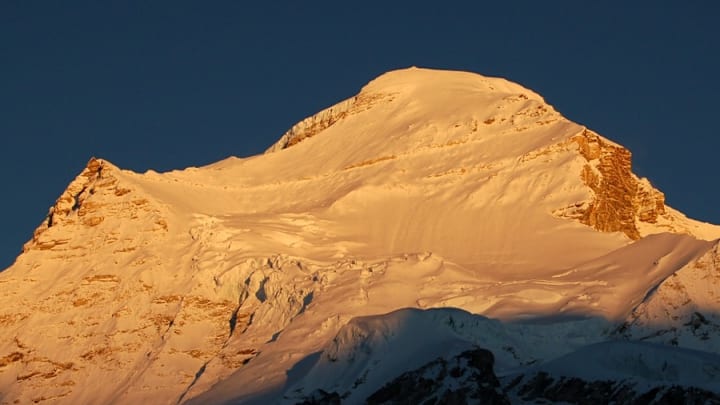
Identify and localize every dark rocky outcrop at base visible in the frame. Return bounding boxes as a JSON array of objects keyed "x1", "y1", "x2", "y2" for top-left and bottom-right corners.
[
  {"x1": 513, "y1": 371, "x2": 720, "y2": 405},
  {"x1": 295, "y1": 347, "x2": 720, "y2": 405},
  {"x1": 366, "y1": 348, "x2": 510, "y2": 405}
]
